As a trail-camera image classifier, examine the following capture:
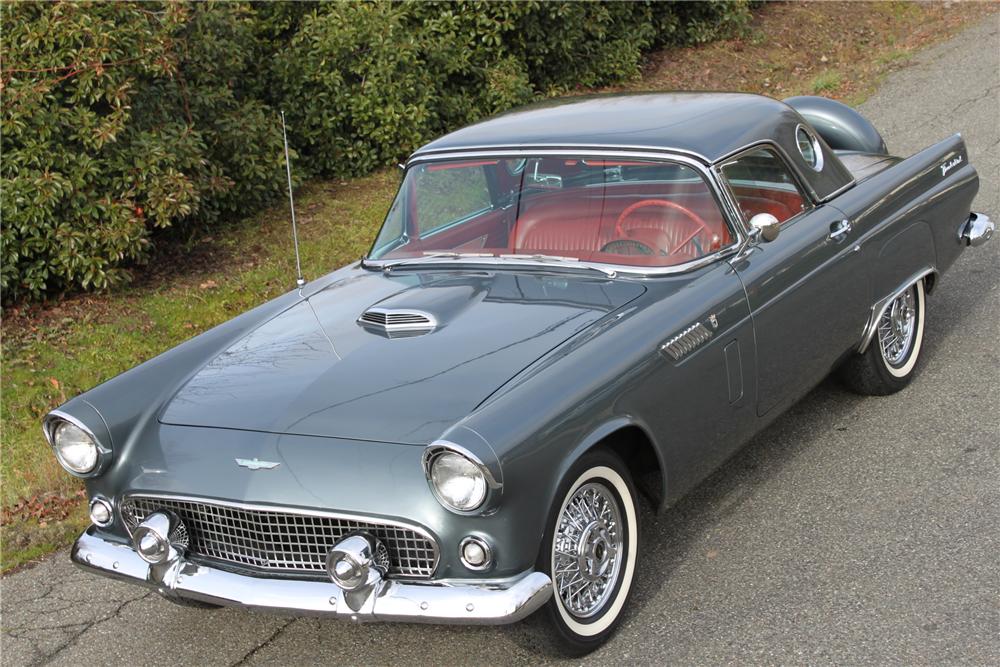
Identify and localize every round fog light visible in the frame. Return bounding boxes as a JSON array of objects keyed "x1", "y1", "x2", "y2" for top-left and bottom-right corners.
[
  {"x1": 135, "y1": 529, "x2": 168, "y2": 564},
  {"x1": 89, "y1": 498, "x2": 113, "y2": 527},
  {"x1": 326, "y1": 534, "x2": 380, "y2": 591},
  {"x1": 460, "y1": 536, "x2": 492, "y2": 571}
]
